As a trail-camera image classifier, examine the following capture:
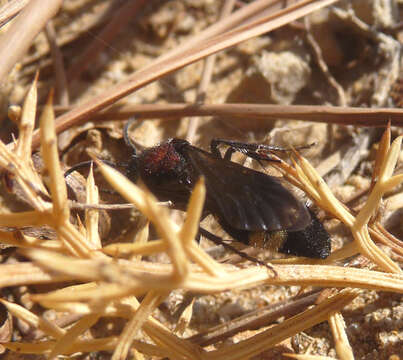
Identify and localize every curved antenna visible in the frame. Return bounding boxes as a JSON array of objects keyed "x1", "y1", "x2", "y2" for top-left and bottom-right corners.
[
  {"x1": 123, "y1": 117, "x2": 138, "y2": 154},
  {"x1": 64, "y1": 159, "x2": 120, "y2": 177}
]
